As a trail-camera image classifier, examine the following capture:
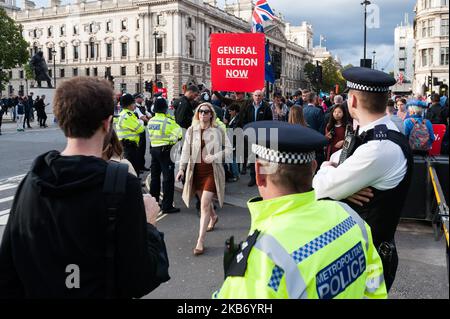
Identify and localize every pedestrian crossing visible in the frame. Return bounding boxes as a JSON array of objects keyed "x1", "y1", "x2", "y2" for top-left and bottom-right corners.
[
  {"x1": 0, "y1": 174, "x2": 26, "y2": 226},
  {"x1": 0, "y1": 173, "x2": 168, "y2": 227}
]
